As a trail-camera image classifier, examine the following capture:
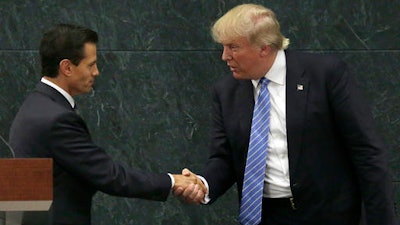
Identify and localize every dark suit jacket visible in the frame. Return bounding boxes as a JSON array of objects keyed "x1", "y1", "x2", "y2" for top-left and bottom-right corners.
[
  {"x1": 202, "y1": 50, "x2": 397, "y2": 225},
  {"x1": 9, "y1": 82, "x2": 171, "y2": 225}
]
